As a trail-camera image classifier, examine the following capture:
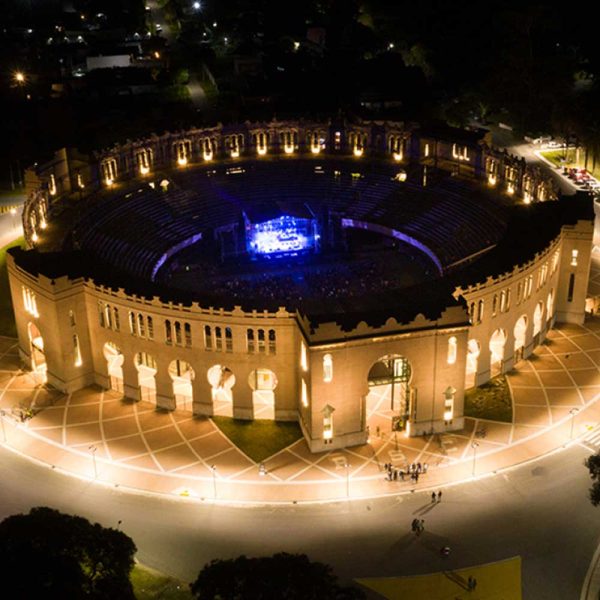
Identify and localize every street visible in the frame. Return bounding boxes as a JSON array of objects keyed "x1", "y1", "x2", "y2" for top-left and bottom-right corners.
[{"x1": 0, "y1": 442, "x2": 596, "y2": 598}]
